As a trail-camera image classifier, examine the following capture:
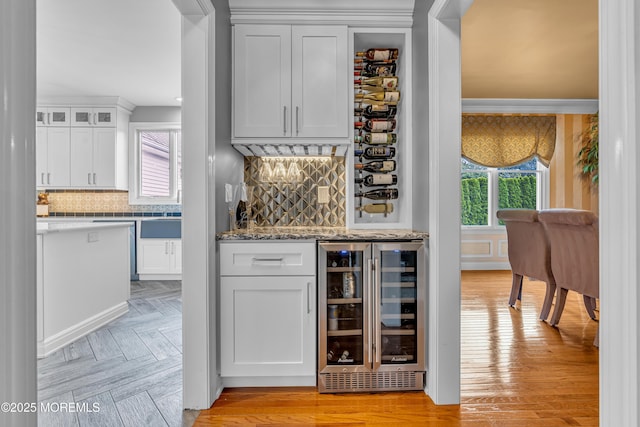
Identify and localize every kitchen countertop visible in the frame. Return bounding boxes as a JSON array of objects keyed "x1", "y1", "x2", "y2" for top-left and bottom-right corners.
[
  {"x1": 217, "y1": 227, "x2": 428, "y2": 241},
  {"x1": 37, "y1": 221, "x2": 132, "y2": 235}
]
